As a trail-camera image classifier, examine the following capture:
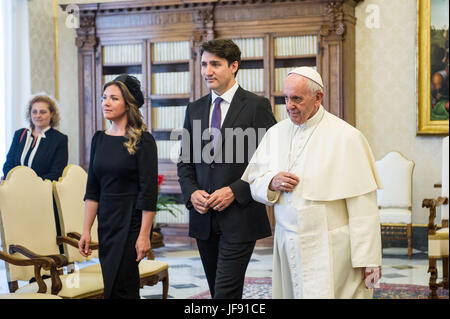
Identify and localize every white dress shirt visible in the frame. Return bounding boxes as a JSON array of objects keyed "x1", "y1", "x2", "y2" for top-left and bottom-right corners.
[{"x1": 209, "y1": 81, "x2": 239, "y2": 129}]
